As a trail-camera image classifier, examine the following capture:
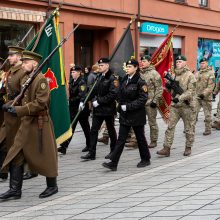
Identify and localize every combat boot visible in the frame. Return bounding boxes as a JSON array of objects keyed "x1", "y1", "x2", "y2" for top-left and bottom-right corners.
[
  {"x1": 98, "y1": 136, "x2": 109, "y2": 145},
  {"x1": 183, "y1": 147, "x2": 191, "y2": 156},
  {"x1": 39, "y1": 177, "x2": 58, "y2": 198},
  {"x1": 212, "y1": 121, "x2": 220, "y2": 130},
  {"x1": 148, "y1": 141, "x2": 157, "y2": 148},
  {"x1": 0, "y1": 165, "x2": 23, "y2": 200},
  {"x1": 156, "y1": 146, "x2": 170, "y2": 157},
  {"x1": 125, "y1": 142, "x2": 138, "y2": 149},
  {"x1": 203, "y1": 130, "x2": 211, "y2": 136}
]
